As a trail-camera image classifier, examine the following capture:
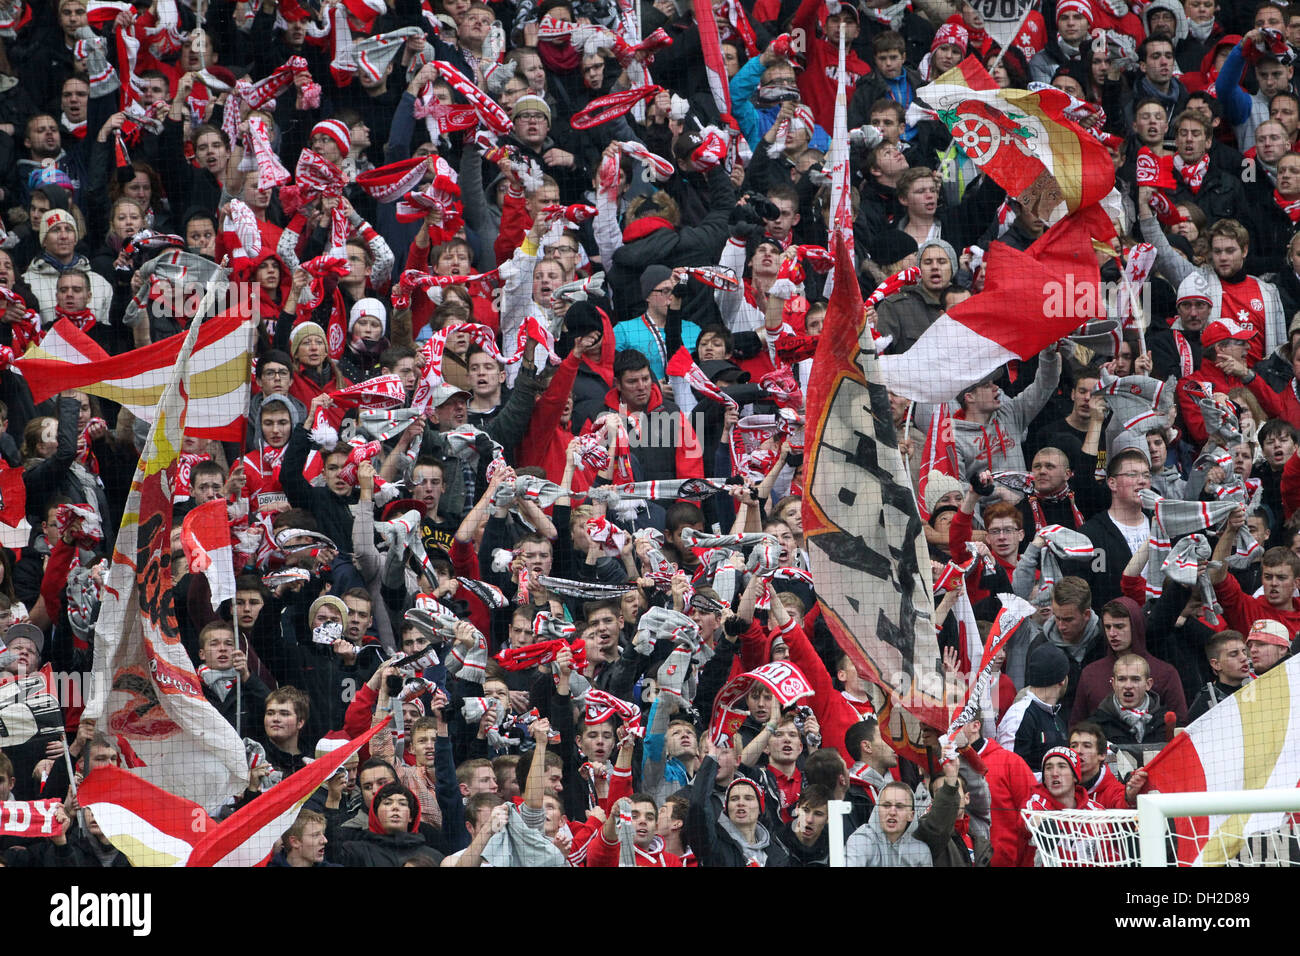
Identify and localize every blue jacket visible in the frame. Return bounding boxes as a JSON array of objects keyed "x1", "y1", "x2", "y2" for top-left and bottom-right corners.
[{"x1": 729, "y1": 56, "x2": 830, "y2": 153}]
